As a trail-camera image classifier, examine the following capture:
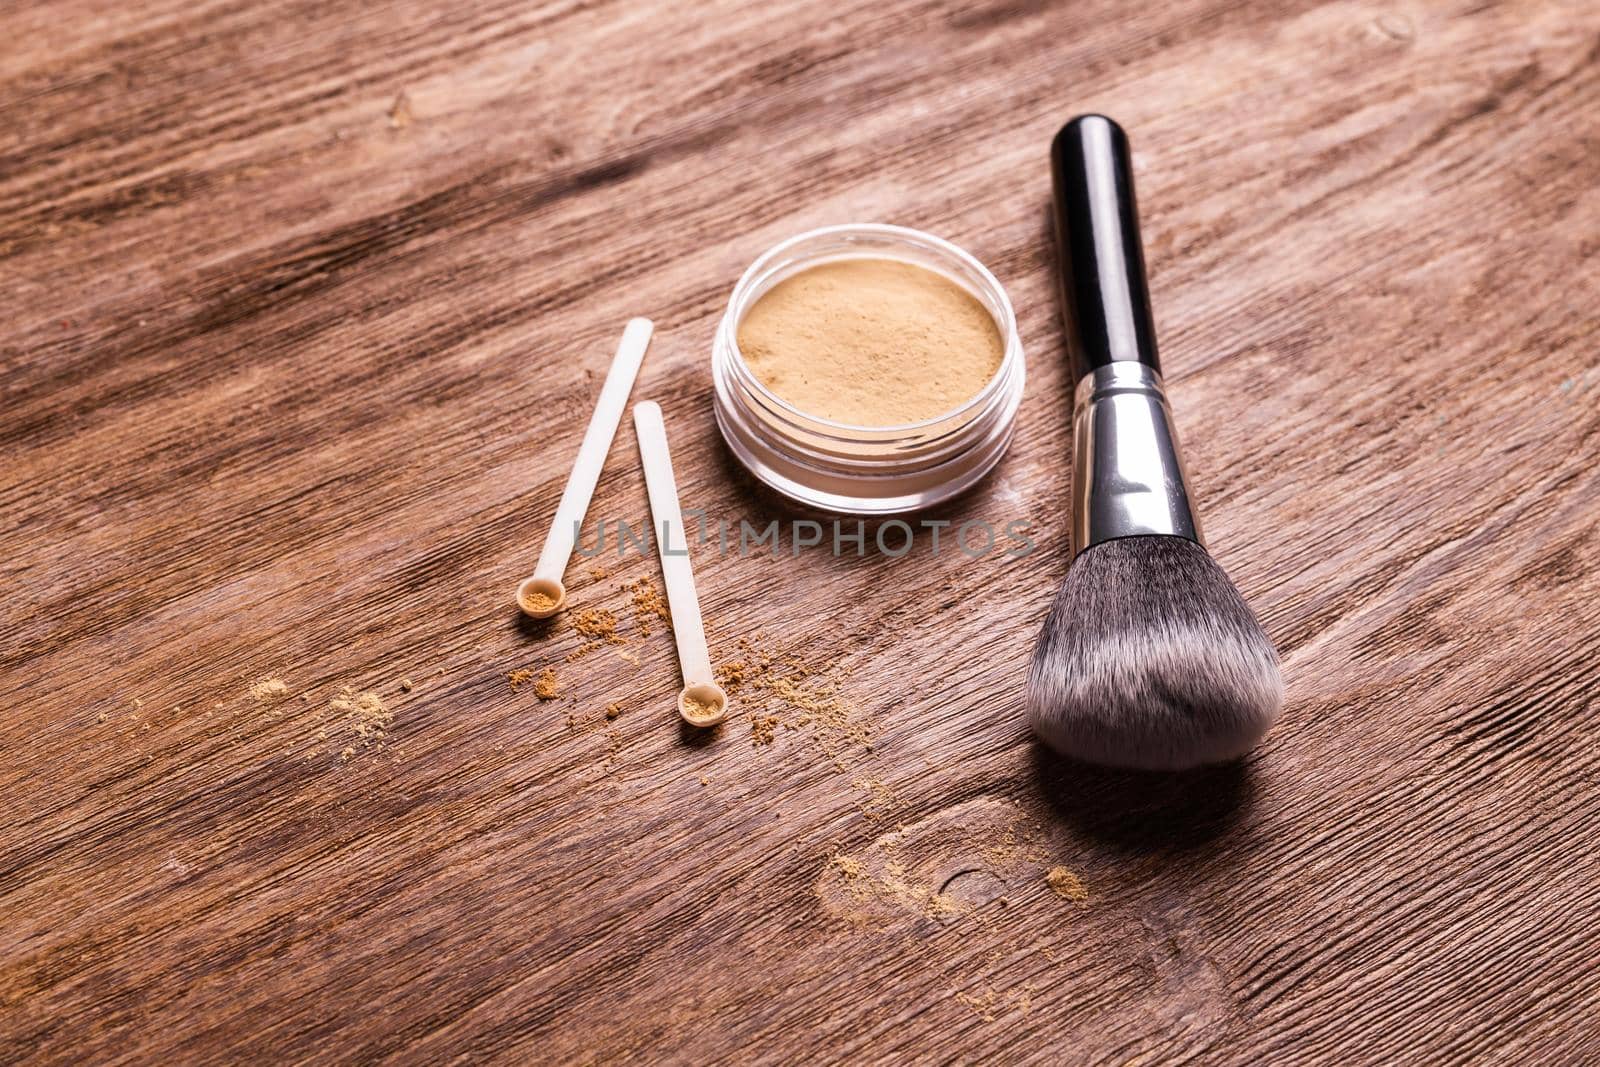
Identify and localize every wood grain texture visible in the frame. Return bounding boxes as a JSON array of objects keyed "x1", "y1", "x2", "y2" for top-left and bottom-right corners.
[{"x1": 3, "y1": 0, "x2": 1598, "y2": 1061}]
